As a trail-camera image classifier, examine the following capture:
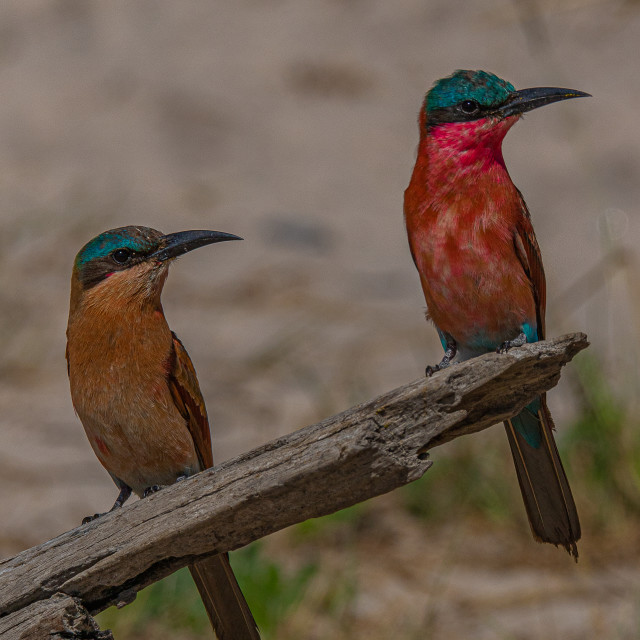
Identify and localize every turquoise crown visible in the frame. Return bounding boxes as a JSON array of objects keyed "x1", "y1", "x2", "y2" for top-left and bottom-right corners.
[{"x1": 426, "y1": 70, "x2": 515, "y2": 111}]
